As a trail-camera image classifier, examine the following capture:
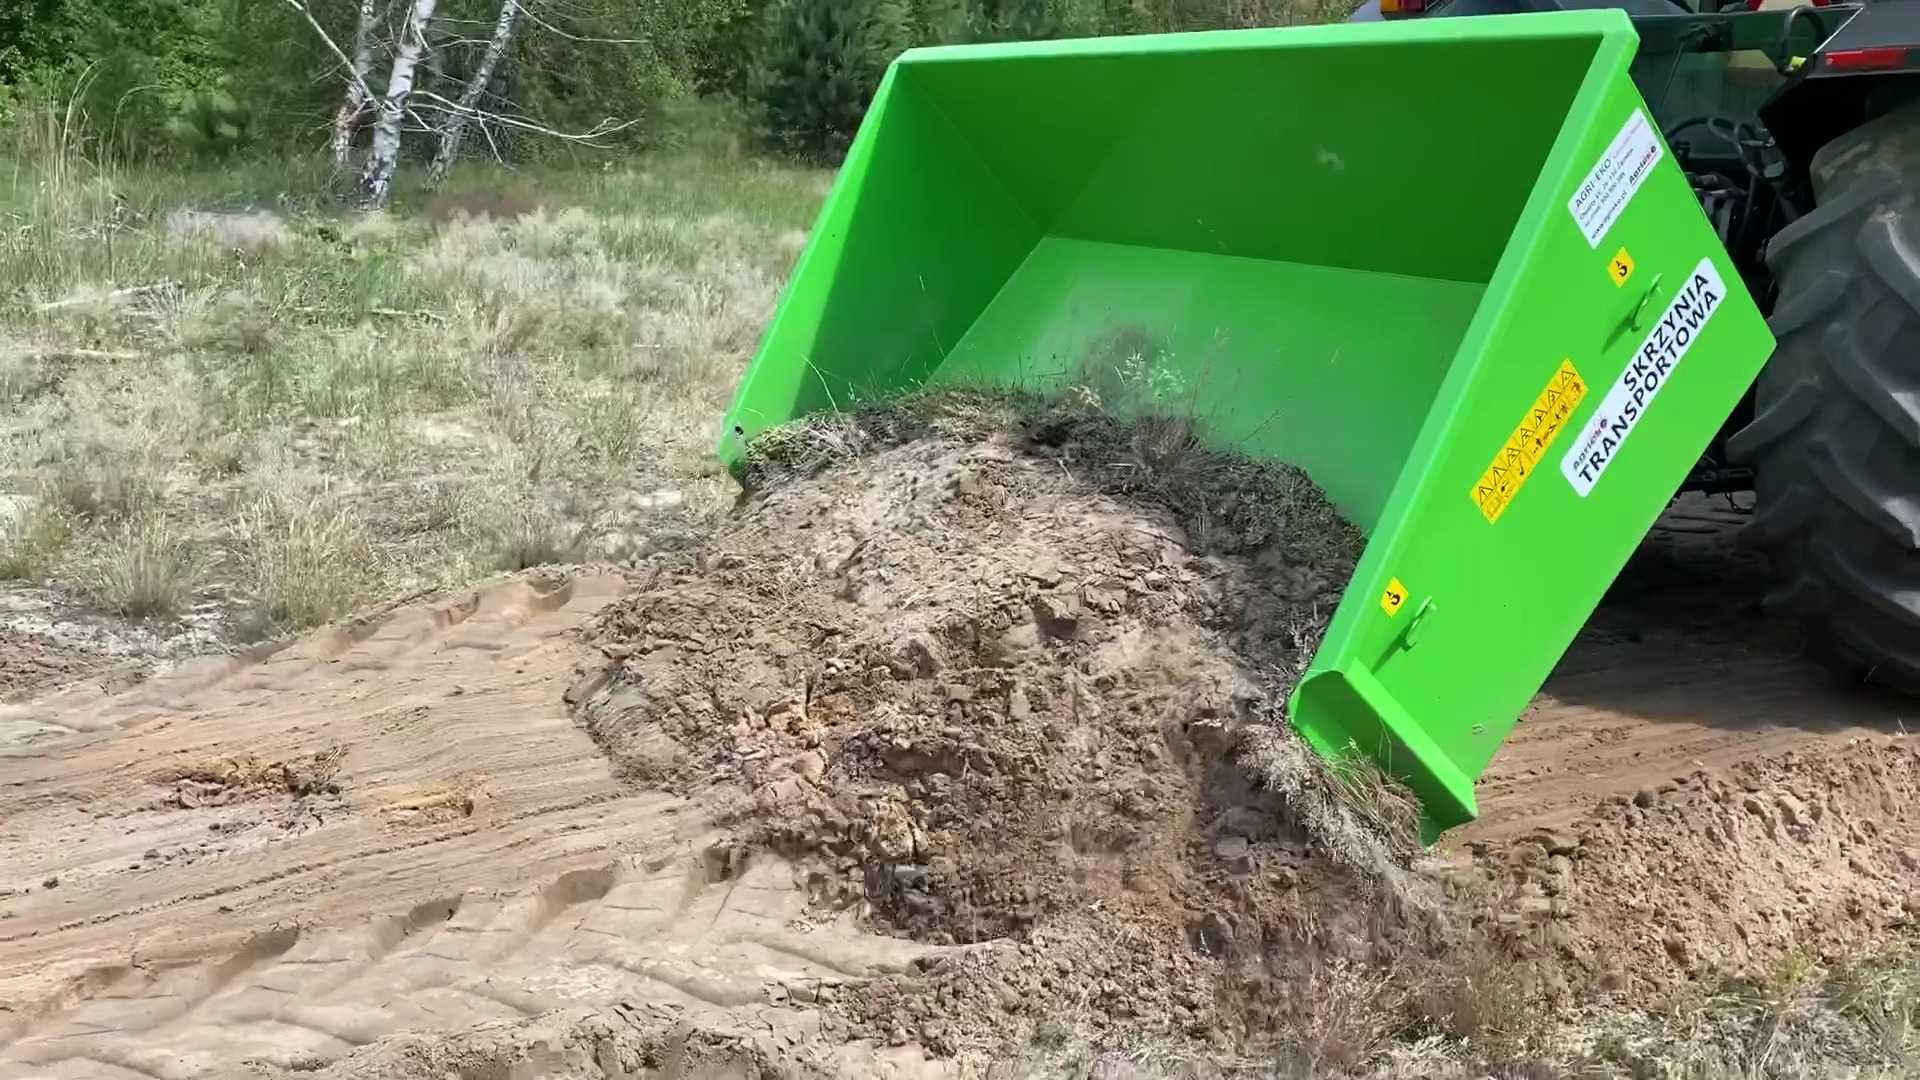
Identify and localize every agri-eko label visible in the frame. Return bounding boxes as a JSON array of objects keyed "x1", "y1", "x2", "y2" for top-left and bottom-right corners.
[
  {"x1": 1568, "y1": 110, "x2": 1662, "y2": 248},
  {"x1": 1560, "y1": 258, "x2": 1725, "y2": 496}
]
